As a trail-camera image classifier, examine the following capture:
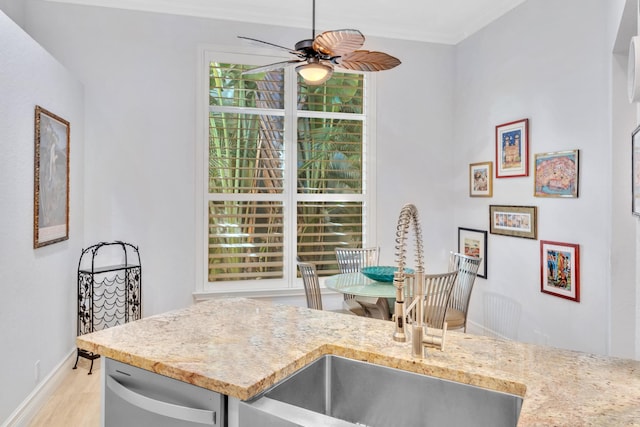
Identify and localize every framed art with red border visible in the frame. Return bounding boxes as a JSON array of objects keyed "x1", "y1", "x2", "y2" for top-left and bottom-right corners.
[
  {"x1": 496, "y1": 118, "x2": 529, "y2": 178},
  {"x1": 540, "y1": 240, "x2": 580, "y2": 302}
]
